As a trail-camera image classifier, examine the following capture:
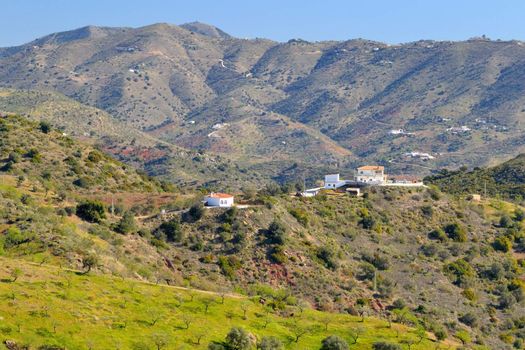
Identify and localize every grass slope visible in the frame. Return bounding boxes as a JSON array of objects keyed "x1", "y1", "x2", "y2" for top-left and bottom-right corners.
[{"x1": 0, "y1": 258, "x2": 449, "y2": 350}]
